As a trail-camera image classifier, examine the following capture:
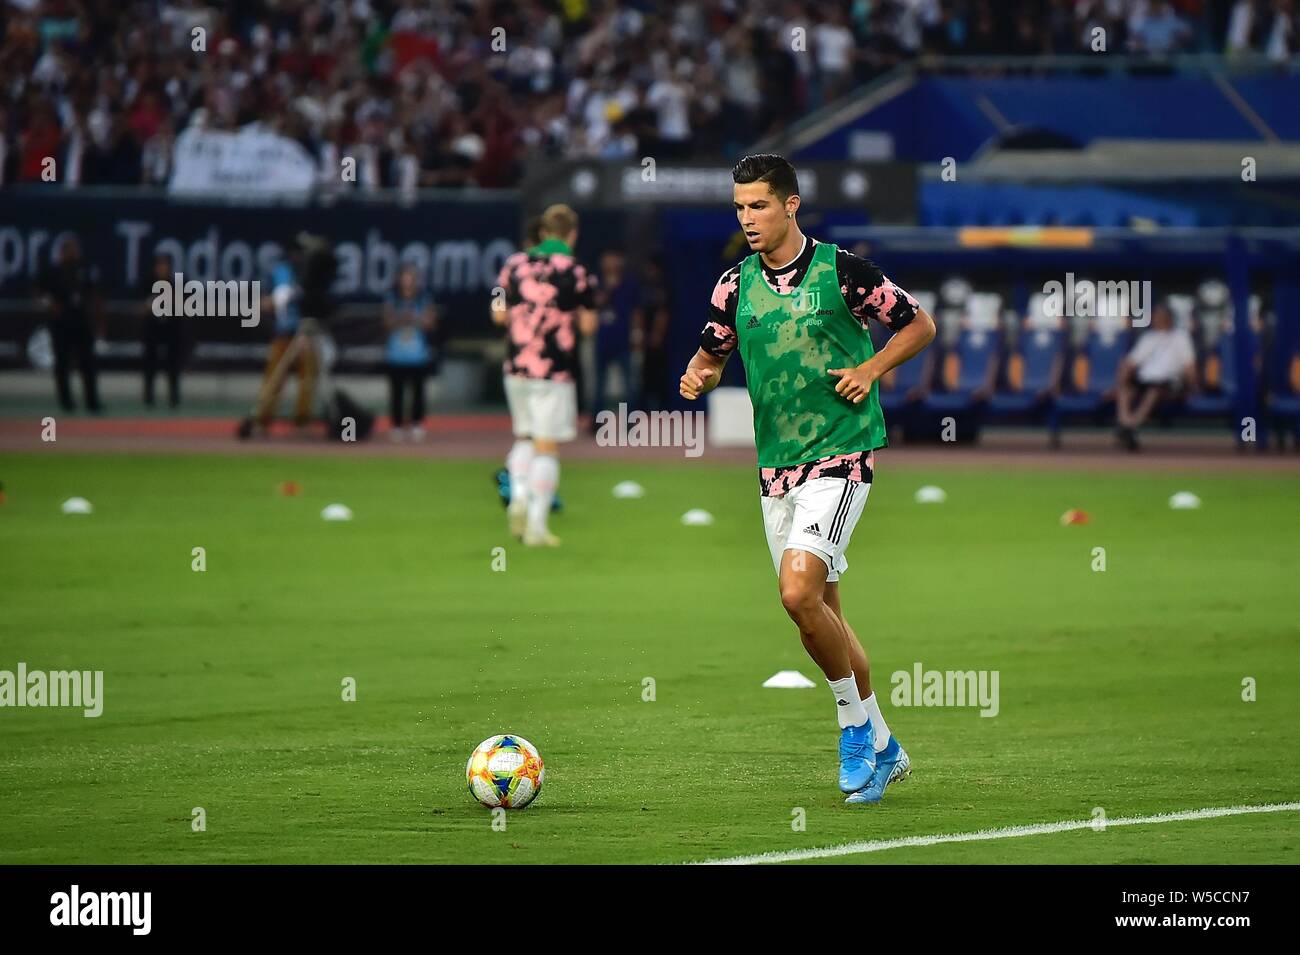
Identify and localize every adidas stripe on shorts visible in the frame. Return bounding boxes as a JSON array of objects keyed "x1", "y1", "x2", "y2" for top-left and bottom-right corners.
[{"x1": 760, "y1": 476, "x2": 871, "y2": 583}]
